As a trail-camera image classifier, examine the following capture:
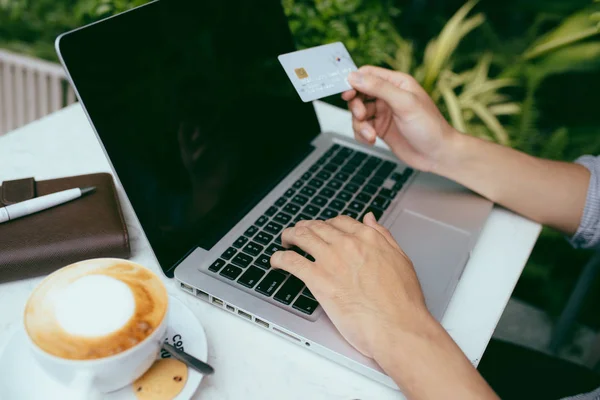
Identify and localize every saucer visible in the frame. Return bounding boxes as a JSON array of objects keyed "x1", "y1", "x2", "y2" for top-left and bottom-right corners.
[{"x1": 0, "y1": 295, "x2": 208, "y2": 400}]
